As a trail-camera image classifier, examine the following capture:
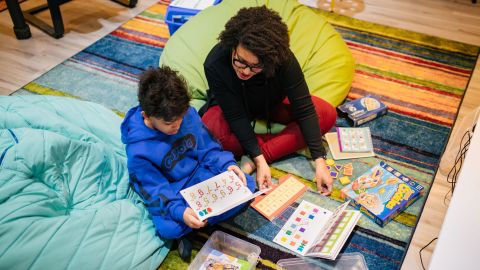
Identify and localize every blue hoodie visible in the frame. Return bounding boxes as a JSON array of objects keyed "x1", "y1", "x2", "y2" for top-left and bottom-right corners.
[{"x1": 121, "y1": 106, "x2": 238, "y2": 235}]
